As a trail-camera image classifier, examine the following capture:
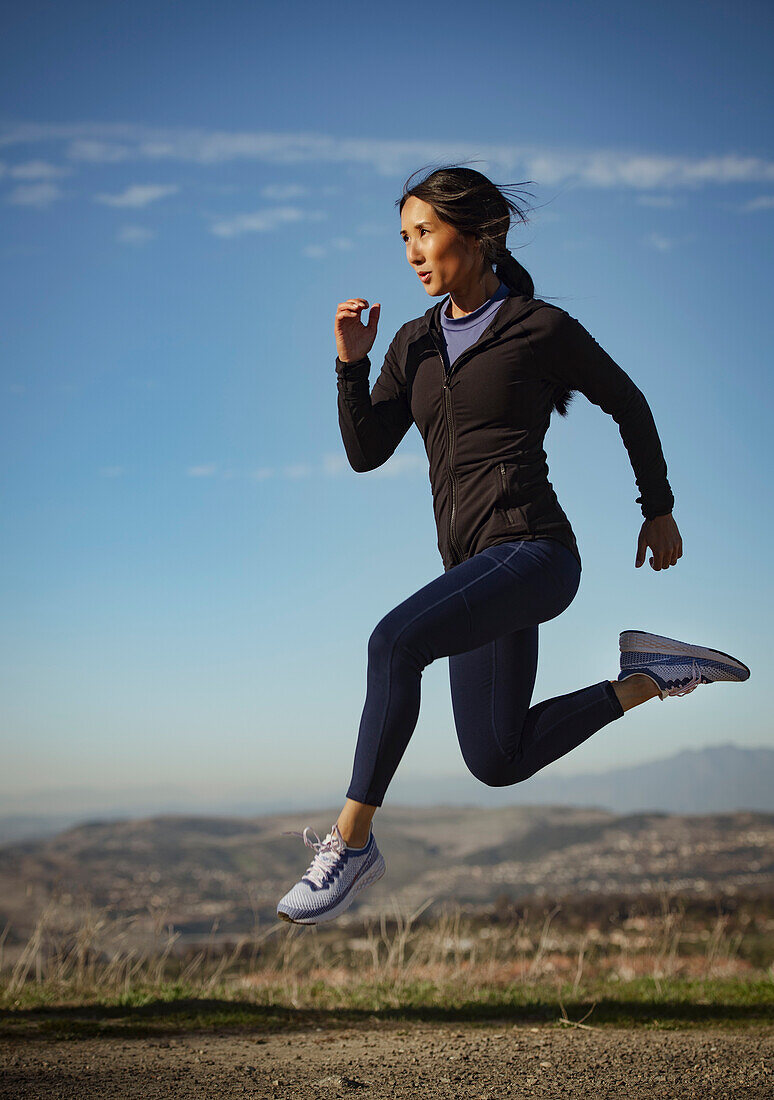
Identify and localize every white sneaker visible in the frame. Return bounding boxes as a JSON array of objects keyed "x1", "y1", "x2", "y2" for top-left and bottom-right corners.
[
  {"x1": 276, "y1": 822, "x2": 386, "y2": 925},
  {"x1": 618, "y1": 629, "x2": 750, "y2": 700}
]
